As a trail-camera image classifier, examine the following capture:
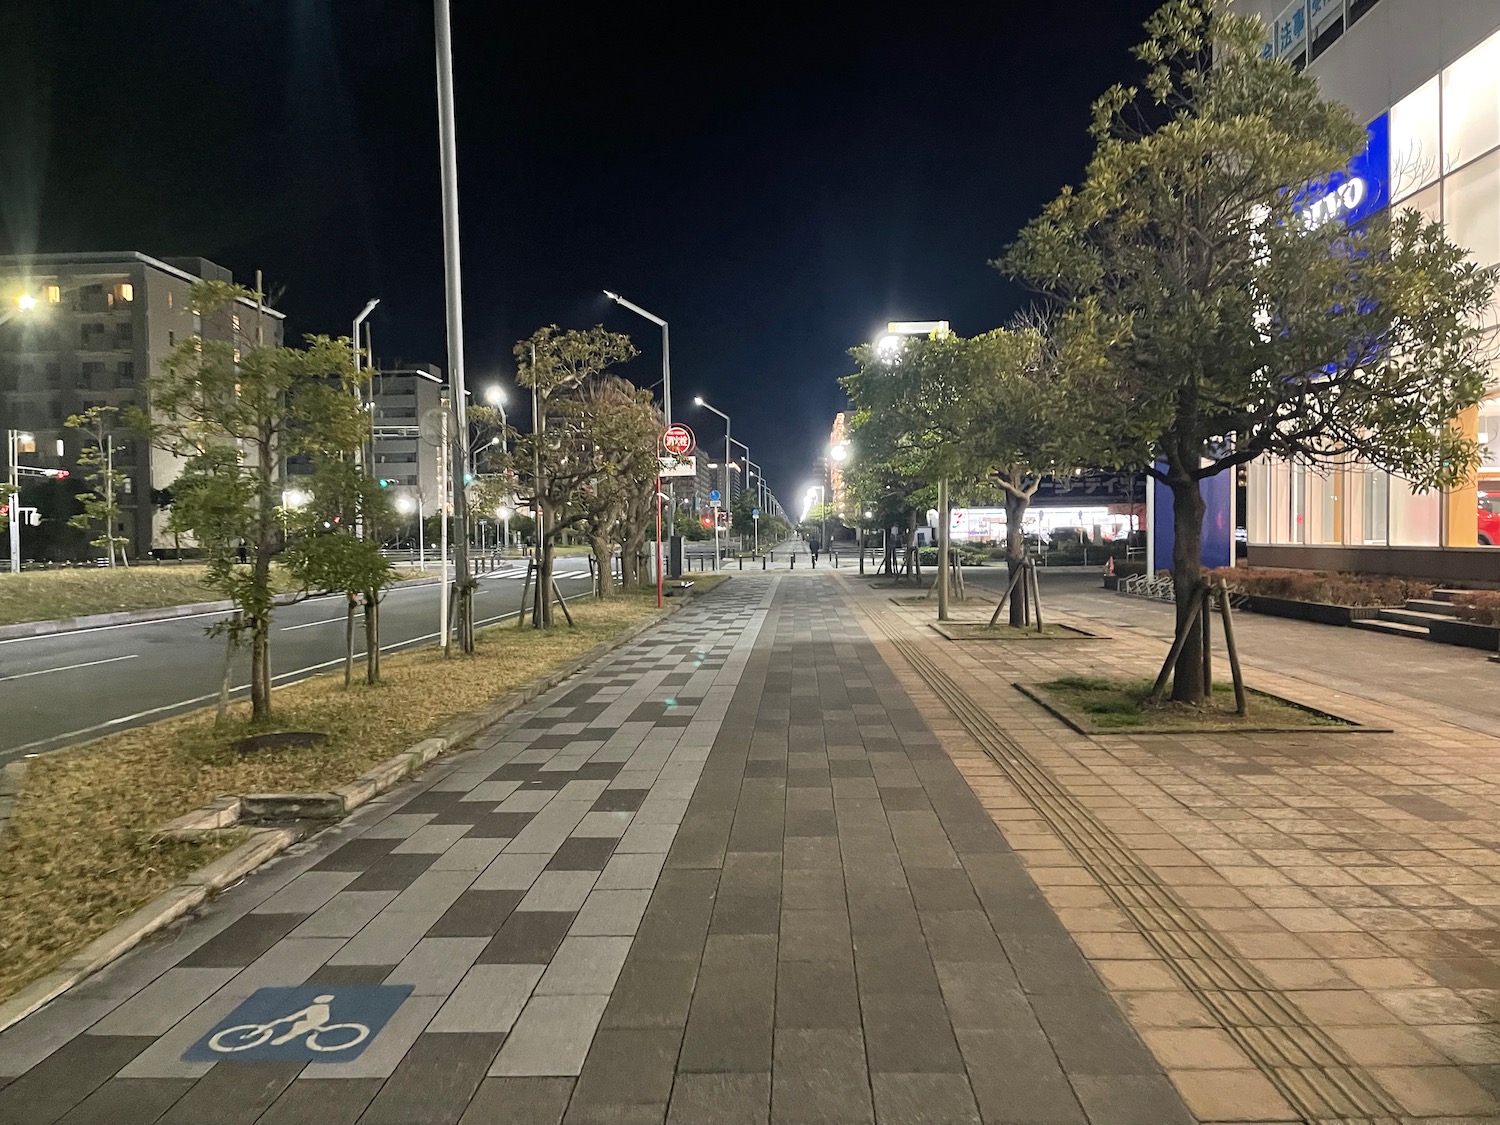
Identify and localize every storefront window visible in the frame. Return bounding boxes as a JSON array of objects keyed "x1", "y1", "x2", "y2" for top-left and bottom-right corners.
[
  {"x1": 1391, "y1": 76, "x2": 1440, "y2": 200},
  {"x1": 1445, "y1": 150, "x2": 1500, "y2": 269},
  {"x1": 1389, "y1": 475, "x2": 1442, "y2": 546},
  {"x1": 1269, "y1": 459, "x2": 1296, "y2": 543},
  {"x1": 1346, "y1": 464, "x2": 1389, "y2": 545},
  {"x1": 1400, "y1": 181, "x2": 1441, "y2": 226},
  {"x1": 1442, "y1": 28, "x2": 1500, "y2": 174},
  {"x1": 1296, "y1": 464, "x2": 1341, "y2": 544},
  {"x1": 1246, "y1": 458, "x2": 1271, "y2": 544}
]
